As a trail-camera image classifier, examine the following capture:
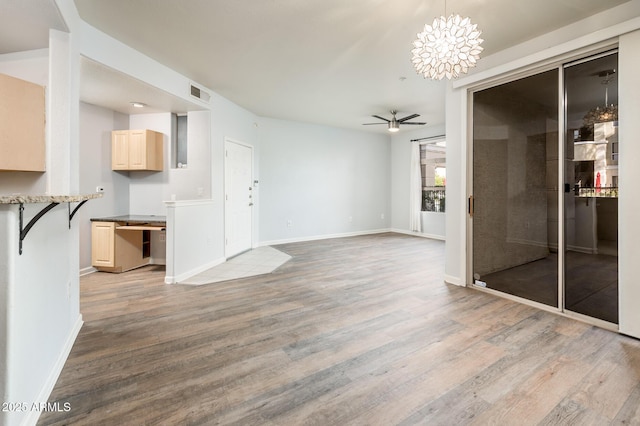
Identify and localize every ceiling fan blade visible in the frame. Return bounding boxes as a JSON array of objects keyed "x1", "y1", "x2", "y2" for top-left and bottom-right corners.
[
  {"x1": 401, "y1": 122, "x2": 427, "y2": 125},
  {"x1": 397, "y1": 113, "x2": 420, "y2": 122},
  {"x1": 362, "y1": 123, "x2": 385, "y2": 125},
  {"x1": 371, "y1": 115, "x2": 390, "y2": 122}
]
